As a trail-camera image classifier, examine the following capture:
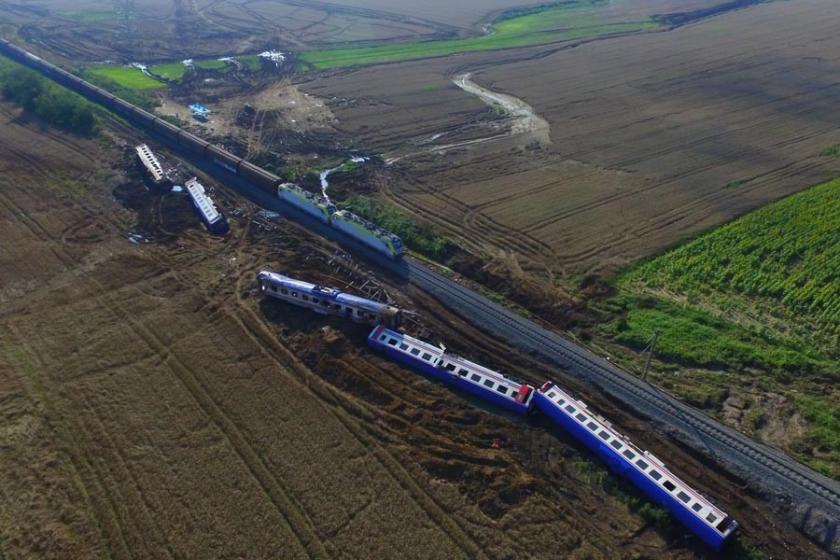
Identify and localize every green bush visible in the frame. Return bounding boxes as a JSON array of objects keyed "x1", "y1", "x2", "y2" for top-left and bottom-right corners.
[
  {"x1": 340, "y1": 195, "x2": 456, "y2": 262},
  {"x1": 0, "y1": 60, "x2": 97, "y2": 136}
]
